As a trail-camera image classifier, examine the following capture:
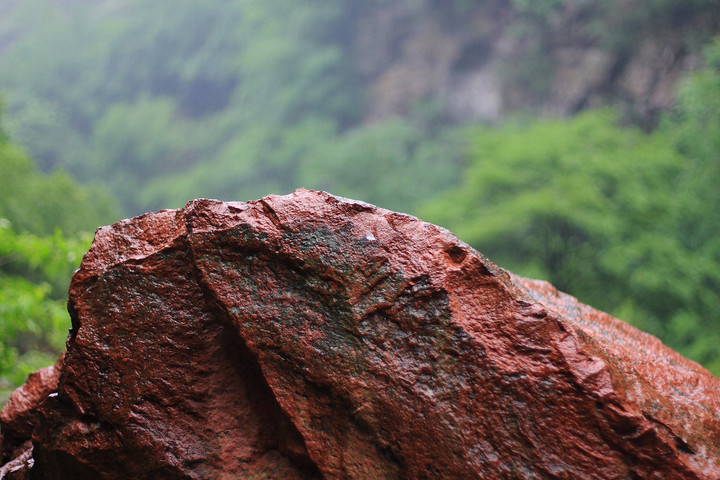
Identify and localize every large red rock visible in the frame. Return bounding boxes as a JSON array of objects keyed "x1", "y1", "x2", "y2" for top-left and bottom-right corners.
[{"x1": 2, "y1": 188, "x2": 719, "y2": 479}]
